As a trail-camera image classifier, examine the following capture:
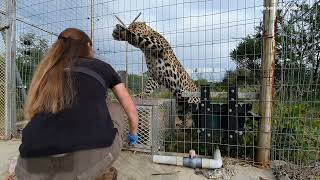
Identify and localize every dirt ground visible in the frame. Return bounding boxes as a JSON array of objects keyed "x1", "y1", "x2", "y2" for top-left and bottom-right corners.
[{"x1": 0, "y1": 140, "x2": 275, "y2": 180}]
